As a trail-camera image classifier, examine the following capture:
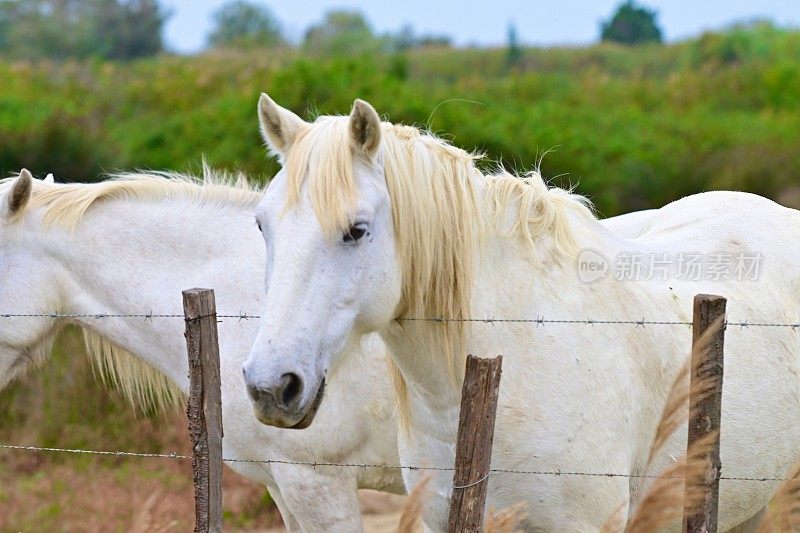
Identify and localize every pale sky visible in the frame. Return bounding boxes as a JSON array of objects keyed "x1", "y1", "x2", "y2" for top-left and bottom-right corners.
[{"x1": 160, "y1": 0, "x2": 800, "y2": 53}]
